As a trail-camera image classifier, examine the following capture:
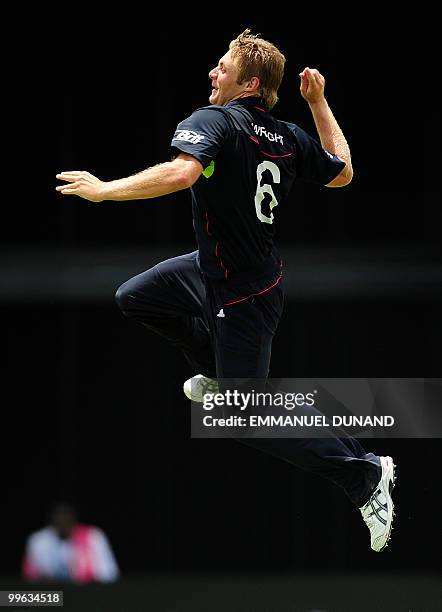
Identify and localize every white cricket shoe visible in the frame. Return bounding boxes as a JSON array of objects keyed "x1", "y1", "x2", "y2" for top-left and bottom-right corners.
[
  {"x1": 183, "y1": 374, "x2": 219, "y2": 402},
  {"x1": 360, "y1": 455, "x2": 396, "y2": 552}
]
